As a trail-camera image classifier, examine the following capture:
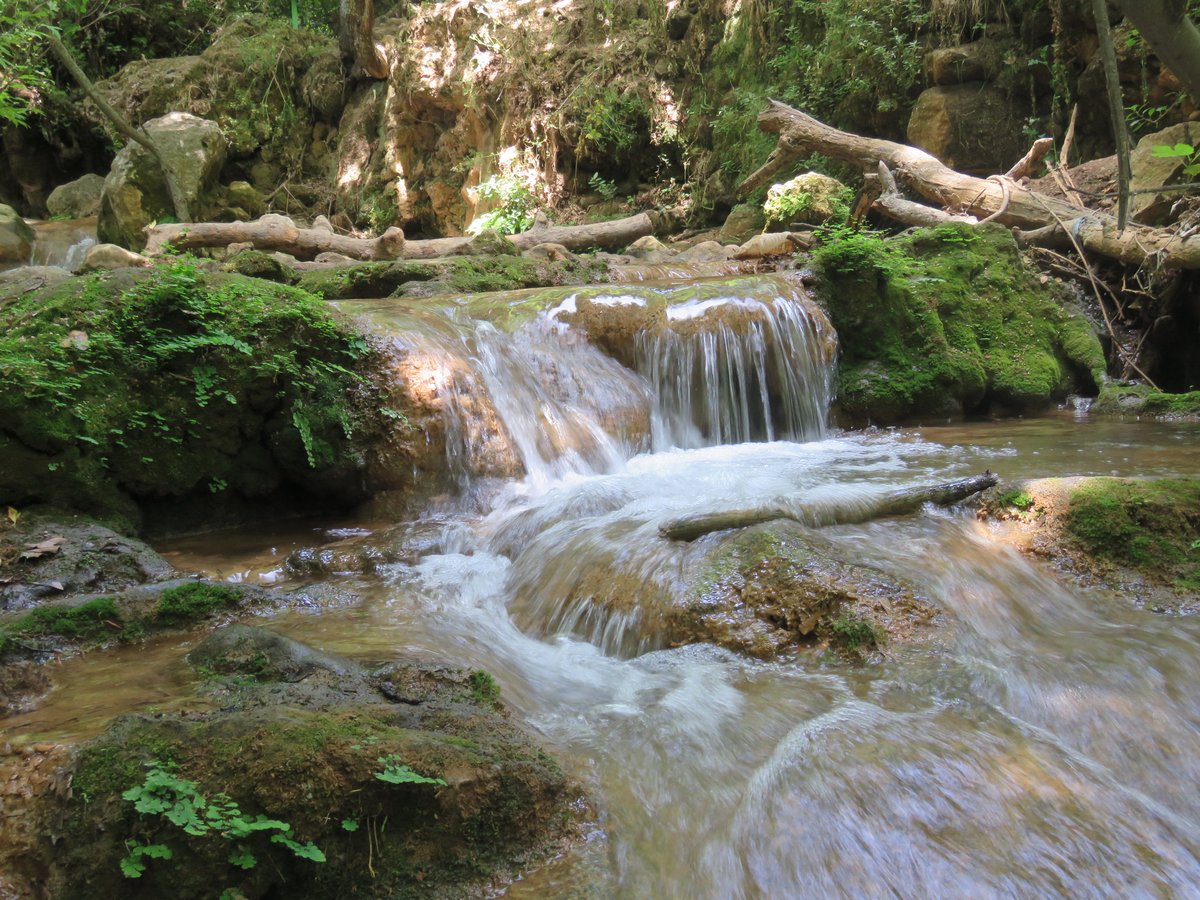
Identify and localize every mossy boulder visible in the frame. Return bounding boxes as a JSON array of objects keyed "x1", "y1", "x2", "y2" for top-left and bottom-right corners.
[
  {"x1": 38, "y1": 630, "x2": 578, "y2": 899},
  {"x1": 1091, "y1": 383, "x2": 1200, "y2": 420},
  {"x1": 762, "y1": 172, "x2": 850, "y2": 230},
  {"x1": 0, "y1": 202, "x2": 34, "y2": 263},
  {"x1": 0, "y1": 261, "x2": 388, "y2": 529},
  {"x1": 814, "y1": 224, "x2": 1106, "y2": 423},
  {"x1": 978, "y1": 477, "x2": 1200, "y2": 610}
]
